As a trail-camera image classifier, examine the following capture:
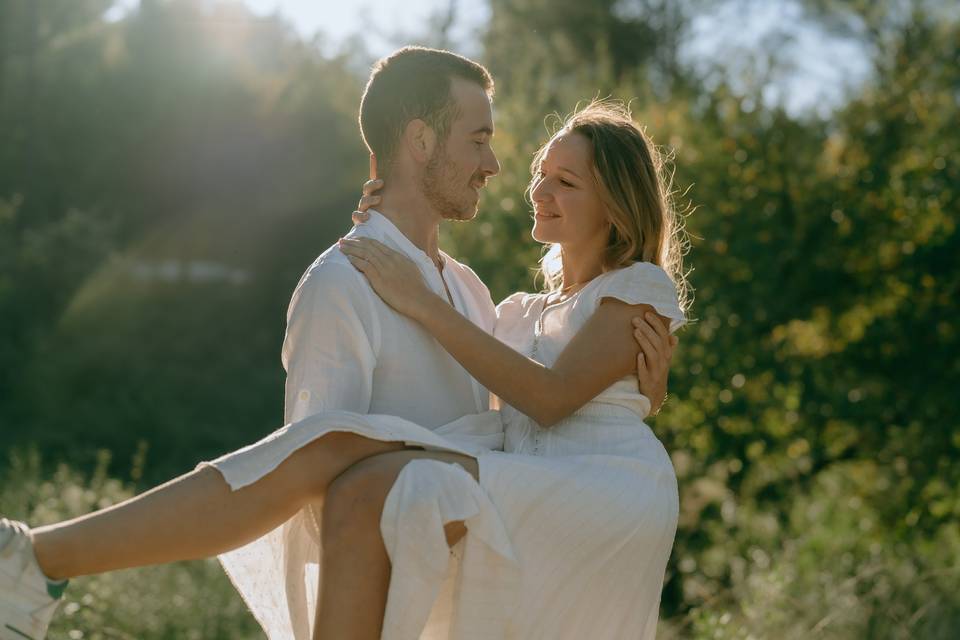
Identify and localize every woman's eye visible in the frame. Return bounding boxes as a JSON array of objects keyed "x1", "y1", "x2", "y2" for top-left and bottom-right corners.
[{"x1": 560, "y1": 179, "x2": 574, "y2": 187}]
